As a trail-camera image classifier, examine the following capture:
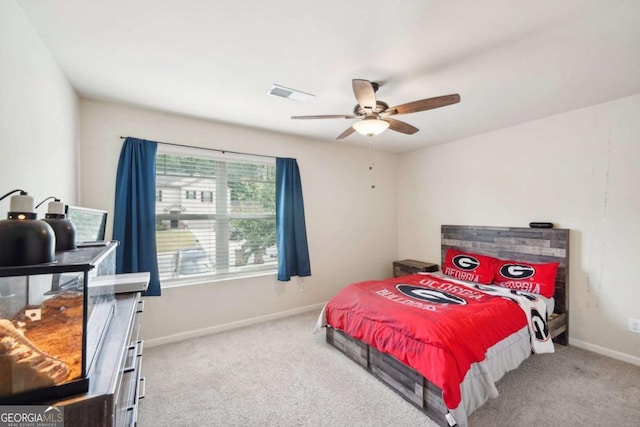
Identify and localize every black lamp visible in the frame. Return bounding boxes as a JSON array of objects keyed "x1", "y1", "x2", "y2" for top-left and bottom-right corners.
[
  {"x1": 37, "y1": 196, "x2": 77, "y2": 251},
  {"x1": 0, "y1": 189, "x2": 56, "y2": 267}
]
